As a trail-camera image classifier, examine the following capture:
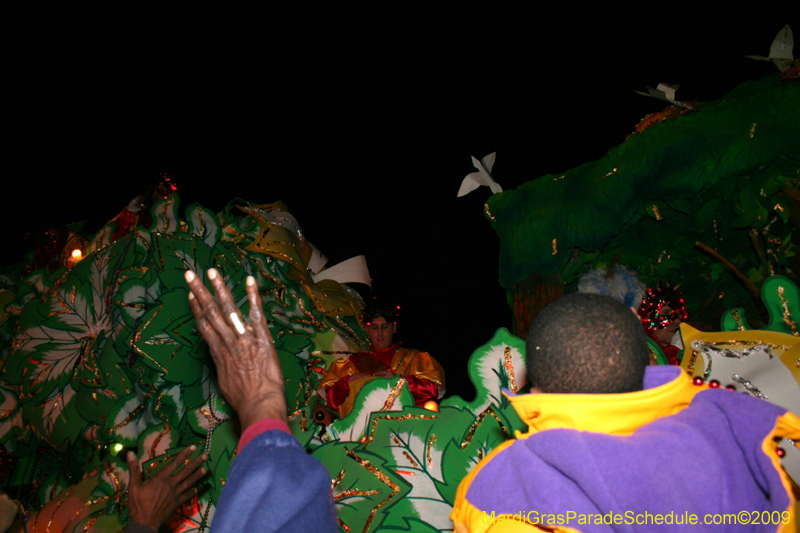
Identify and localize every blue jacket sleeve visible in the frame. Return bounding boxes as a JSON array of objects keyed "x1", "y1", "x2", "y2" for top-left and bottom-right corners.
[{"x1": 210, "y1": 430, "x2": 337, "y2": 533}]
